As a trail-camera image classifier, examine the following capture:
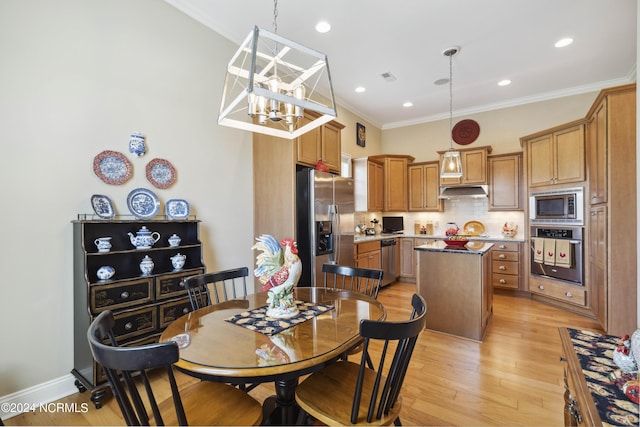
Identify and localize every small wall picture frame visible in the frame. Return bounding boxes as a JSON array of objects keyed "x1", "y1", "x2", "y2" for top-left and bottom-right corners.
[{"x1": 356, "y1": 123, "x2": 366, "y2": 147}]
